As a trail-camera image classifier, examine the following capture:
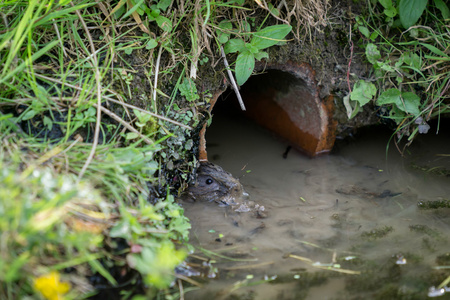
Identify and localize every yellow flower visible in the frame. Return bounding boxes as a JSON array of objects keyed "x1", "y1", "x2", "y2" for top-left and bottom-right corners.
[{"x1": 33, "y1": 271, "x2": 71, "y2": 300}]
